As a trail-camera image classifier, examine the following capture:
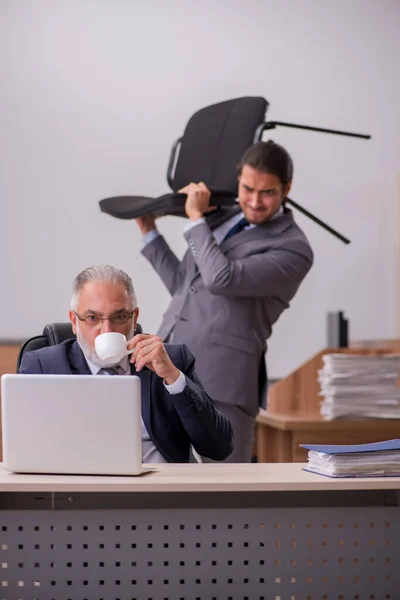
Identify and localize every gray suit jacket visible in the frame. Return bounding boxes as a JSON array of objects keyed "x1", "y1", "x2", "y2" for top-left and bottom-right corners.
[{"x1": 141, "y1": 207, "x2": 313, "y2": 415}]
